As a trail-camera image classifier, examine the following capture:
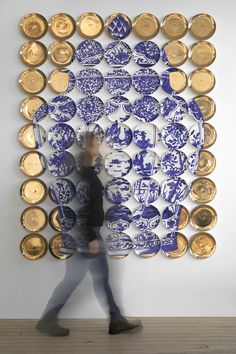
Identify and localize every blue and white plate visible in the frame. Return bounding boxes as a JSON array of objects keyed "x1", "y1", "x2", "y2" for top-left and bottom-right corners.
[
  {"x1": 133, "y1": 41, "x2": 160, "y2": 67},
  {"x1": 132, "y1": 205, "x2": 161, "y2": 231},
  {"x1": 32, "y1": 124, "x2": 46, "y2": 149},
  {"x1": 162, "y1": 203, "x2": 186, "y2": 231},
  {"x1": 60, "y1": 233, "x2": 77, "y2": 254},
  {"x1": 105, "y1": 95, "x2": 132, "y2": 123},
  {"x1": 104, "y1": 41, "x2": 132, "y2": 67},
  {"x1": 133, "y1": 231, "x2": 161, "y2": 257},
  {"x1": 33, "y1": 100, "x2": 48, "y2": 122},
  {"x1": 106, "y1": 14, "x2": 132, "y2": 40},
  {"x1": 189, "y1": 121, "x2": 204, "y2": 149},
  {"x1": 133, "y1": 150, "x2": 161, "y2": 177},
  {"x1": 77, "y1": 95, "x2": 104, "y2": 124},
  {"x1": 76, "y1": 122, "x2": 104, "y2": 146},
  {"x1": 161, "y1": 177, "x2": 189, "y2": 203},
  {"x1": 76, "y1": 153, "x2": 104, "y2": 174},
  {"x1": 104, "y1": 233, "x2": 133, "y2": 258},
  {"x1": 161, "y1": 231, "x2": 178, "y2": 253},
  {"x1": 188, "y1": 97, "x2": 204, "y2": 122},
  {"x1": 105, "y1": 123, "x2": 132, "y2": 149},
  {"x1": 105, "y1": 177, "x2": 132, "y2": 204},
  {"x1": 48, "y1": 123, "x2": 75, "y2": 151},
  {"x1": 48, "y1": 95, "x2": 77, "y2": 122},
  {"x1": 160, "y1": 95, "x2": 188, "y2": 123},
  {"x1": 56, "y1": 206, "x2": 76, "y2": 232},
  {"x1": 104, "y1": 69, "x2": 132, "y2": 95},
  {"x1": 75, "y1": 180, "x2": 91, "y2": 204},
  {"x1": 75, "y1": 68, "x2": 103, "y2": 95},
  {"x1": 160, "y1": 68, "x2": 186, "y2": 94},
  {"x1": 48, "y1": 178, "x2": 76, "y2": 205},
  {"x1": 160, "y1": 150, "x2": 188, "y2": 177},
  {"x1": 133, "y1": 122, "x2": 160, "y2": 149},
  {"x1": 188, "y1": 150, "x2": 200, "y2": 174},
  {"x1": 133, "y1": 177, "x2": 160, "y2": 204},
  {"x1": 105, "y1": 205, "x2": 132, "y2": 232},
  {"x1": 75, "y1": 40, "x2": 104, "y2": 66},
  {"x1": 132, "y1": 95, "x2": 160, "y2": 122},
  {"x1": 104, "y1": 150, "x2": 132, "y2": 177},
  {"x1": 132, "y1": 68, "x2": 160, "y2": 95},
  {"x1": 161, "y1": 123, "x2": 189, "y2": 150},
  {"x1": 47, "y1": 151, "x2": 75, "y2": 177}
]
